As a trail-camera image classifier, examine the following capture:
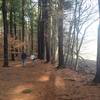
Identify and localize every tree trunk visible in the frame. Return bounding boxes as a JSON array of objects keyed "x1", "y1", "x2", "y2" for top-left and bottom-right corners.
[
  {"x1": 93, "y1": 0, "x2": 100, "y2": 83},
  {"x1": 22, "y1": 0, "x2": 25, "y2": 50},
  {"x1": 10, "y1": 2, "x2": 13, "y2": 37},
  {"x1": 30, "y1": 19, "x2": 34, "y2": 54},
  {"x1": 9, "y1": 2, "x2": 15, "y2": 61},
  {"x1": 44, "y1": 0, "x2": 50, "y2": 62},
  {"x1": 40, "y1": 20, "x2": 45, "y2": 59},
  {"x1": 93, "y1": 24, "x2": 100, "y2": 83},
  {"x1": 14, "y1": 11, "x2": 17, "y2": 39},
  {"x1": 37, "y1": 0, "x2": 40, "y2": 58},
  {"x1": 45, "y1": 23, "x2": 50, "y2": 62},
  {"x1": 38, "y1": 0, "x2": 43, "y2": 59},
  {"x1": 58, "y1": 0, "x2": 64, "y2": 68},
  {"x1": 2, "y1": 0, "x2": 9, "y2": 67},
  {"x1": 38, "y1": 0, "x2": 45, "y2": 60}
]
